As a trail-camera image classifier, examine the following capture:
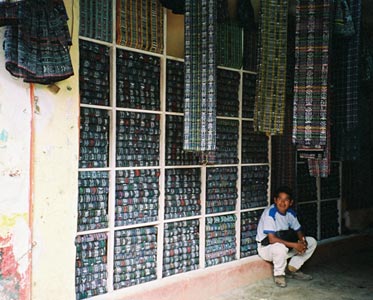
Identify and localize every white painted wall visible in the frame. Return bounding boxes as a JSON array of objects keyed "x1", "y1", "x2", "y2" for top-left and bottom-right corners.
[{"x1": 0, "y1": 1, "x2": 79, "y2": 299}]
